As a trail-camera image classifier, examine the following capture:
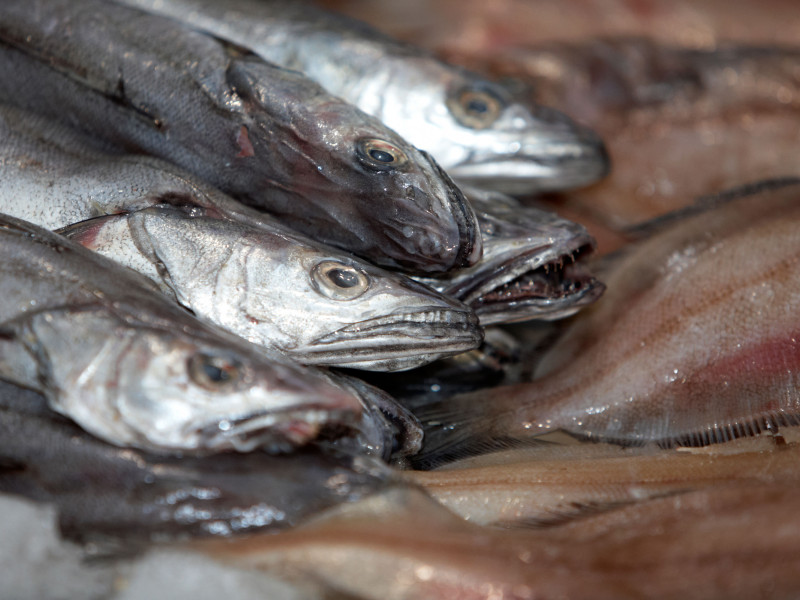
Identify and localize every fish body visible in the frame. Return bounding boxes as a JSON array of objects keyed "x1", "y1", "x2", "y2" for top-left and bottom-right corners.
[
  {"x1": 200, "y1": 482, "x2": 800, "y2": 600},
  {"x1": 115, "y1": 0, "x2": 609, "y2": 194},
  {"x1": 419, "y1": 180, "x2": 800, "y2": 456},
  {"x1": 0, "y1": 379, "x2": 392, "y2": 544},
  {"x1": 411, "y1": 438, "x2": 800, "y2": 526},
  {"x1": 0, "y1": 213, "x2": 361, "y2": 455},
  {"x1": 0, "y1": 0, "x2": 480, "y2": 273},
  {"x1": 415, "y1": 187, "x2": 603, "y2": 325}
]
